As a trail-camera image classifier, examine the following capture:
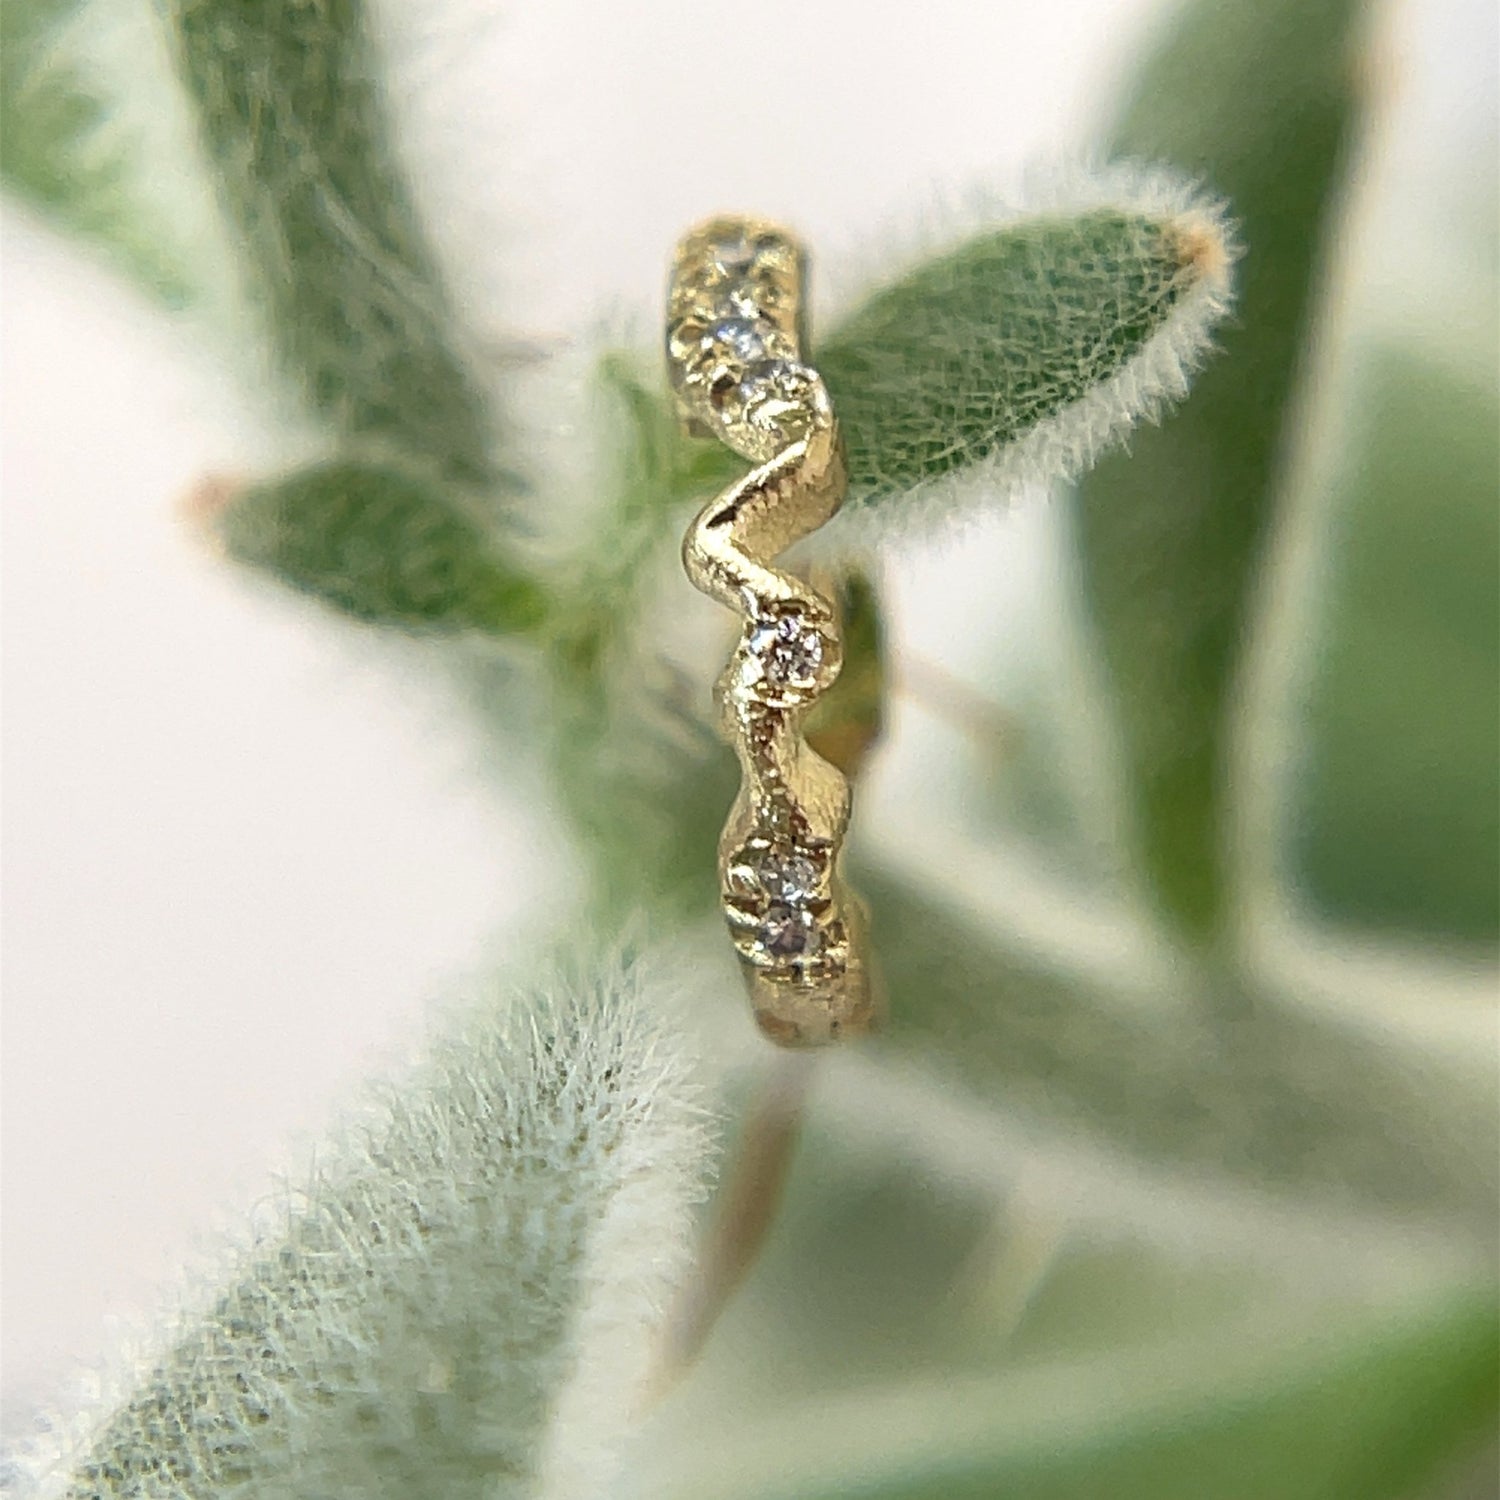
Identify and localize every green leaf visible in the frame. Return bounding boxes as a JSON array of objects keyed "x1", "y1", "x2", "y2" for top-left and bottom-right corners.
[
  {"x1": 1, "y1": 0, "x2": 193, "y2": 298},
  {"x1": 63, "y1": 955, "x2": 712, "y2": 1499},
  {"x1": 654, "y1": 1084, "x2": 1289, "y2": 1409},
  {"x1": 164, "y1": 0, "x2": 501, "y2": 488},
  {"x1": 804, "y1": 566, "x2": 887, "y2": 780},
  {"x1": 865, "y1": 862, "x2": 1496, "y2": 1230},
  {"x1": 647, "y1": 1070, "x2": 1489, "y2": 1499},
  {"x1": 217, "y1": 460, "x2": 547, "y2": 634},
  {"x1": 549, "y1": 682, "x2": 733, "y2": 920},
  {"x1": 541, "y1": 357, "x2": 739, "y2": 917},
  {"x1": 644, "y1": 1286, "x2": 1497, "y2": 1500},
  {"x1": 1069, "y1": 0, "x2": 1369, "y2": 940},
  {"x1": 568, "y1": 355, "x2": 741, "y2": 651},
  {"x1": 1291, "y1": 346, "x2": 1499, "y2": 947},
  {"x1": 820, "y1": 198, "x2": 1232, "y2": 514}
]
